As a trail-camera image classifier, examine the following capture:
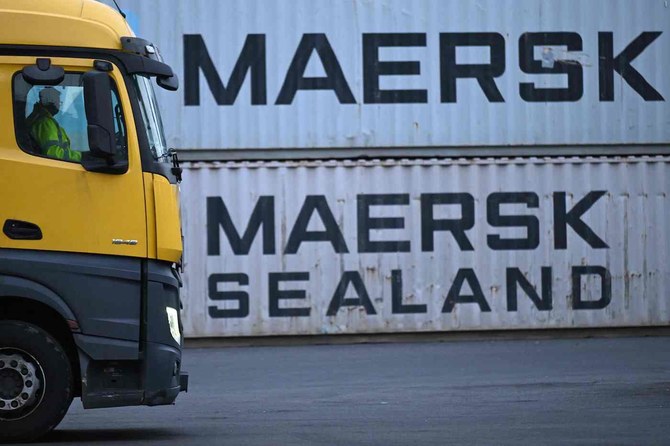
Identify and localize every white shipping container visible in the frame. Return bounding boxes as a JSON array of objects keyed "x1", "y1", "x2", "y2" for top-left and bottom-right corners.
[
  {"x1": 180, "y1": 157, "x2": 670, "y2": 337},
  {"x1": 116, "y1": 0, "x2": 670, "y2": 158}
]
